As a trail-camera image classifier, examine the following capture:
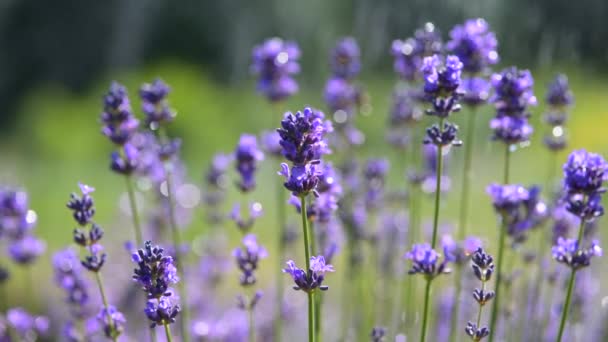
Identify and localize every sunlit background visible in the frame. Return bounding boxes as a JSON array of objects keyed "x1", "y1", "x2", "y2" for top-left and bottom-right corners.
[{"x1": 1, "y1": 0, "x2": 608, "y2": 340}]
